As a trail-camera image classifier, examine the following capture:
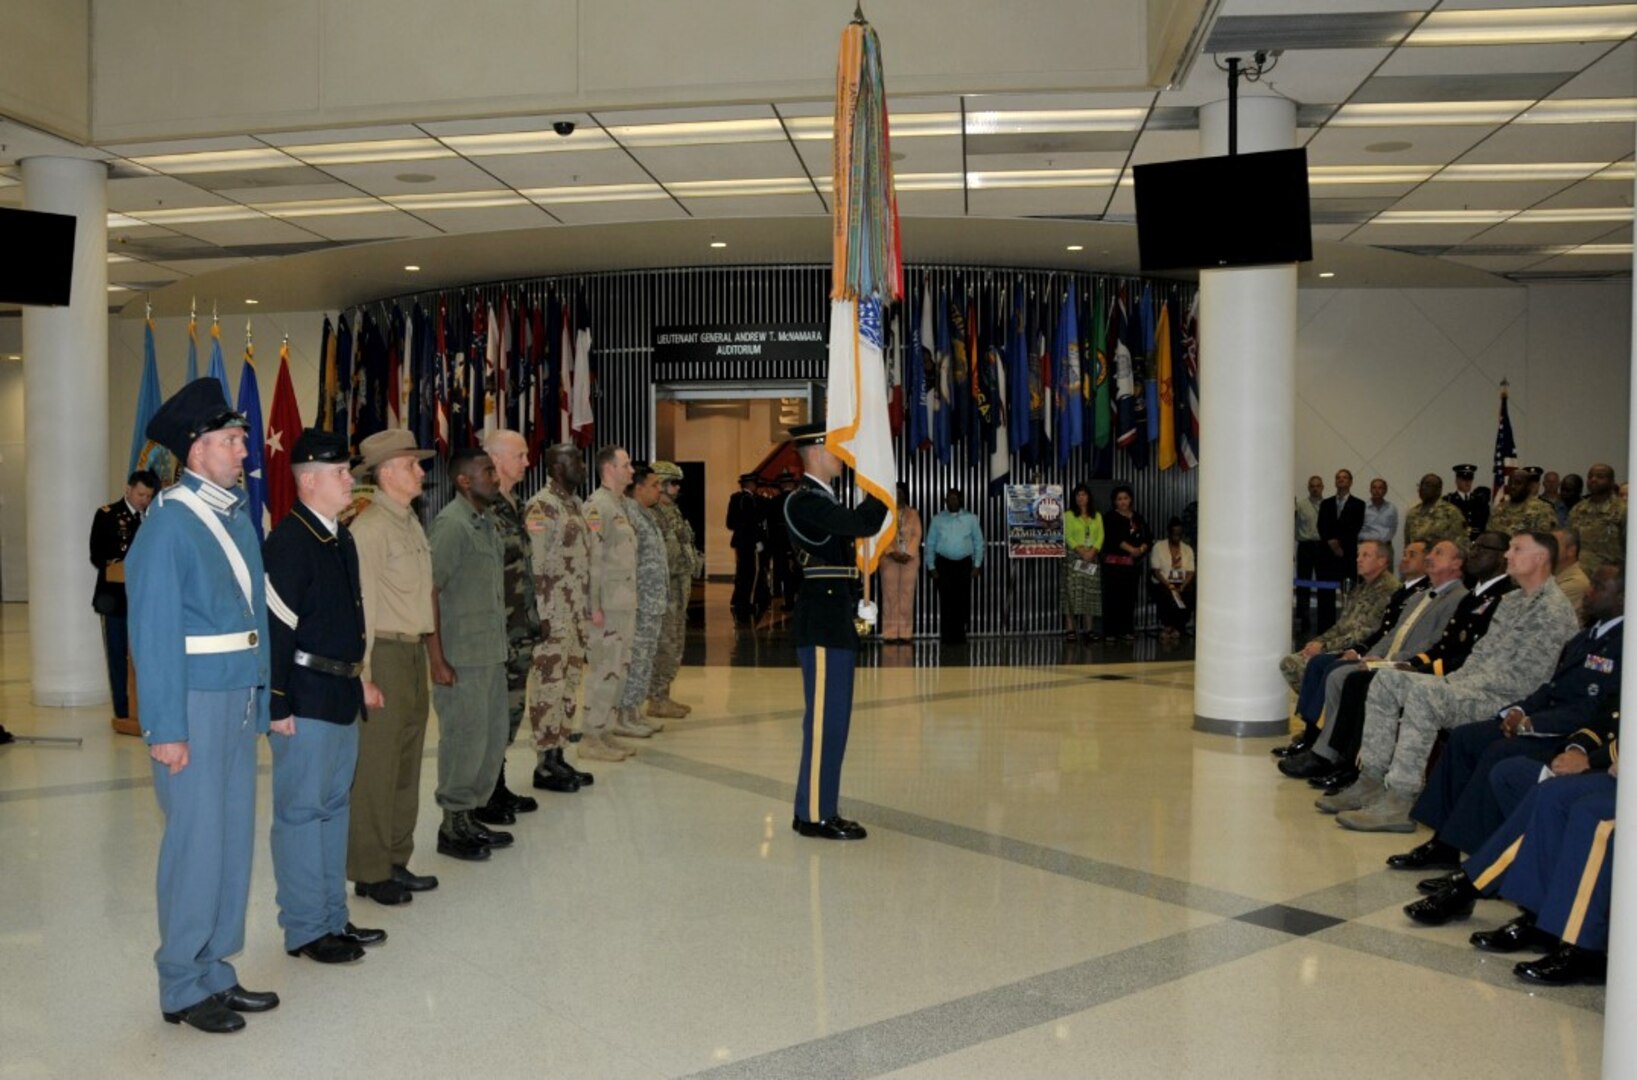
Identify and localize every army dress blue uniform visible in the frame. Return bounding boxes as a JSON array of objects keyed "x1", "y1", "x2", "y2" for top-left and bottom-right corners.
[
  {"x1": 264, "y1": 433, "x2": 372, "y2": 959},
  {"x1": 125, "y1": 380, "x2": 270, "y2": 1024},
  {"x1": 783, "y1": 429, "x2": 888, "y2": 840},
  {"x1": 89, "y1": 495, "x2": 145, "y2": 719}
]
